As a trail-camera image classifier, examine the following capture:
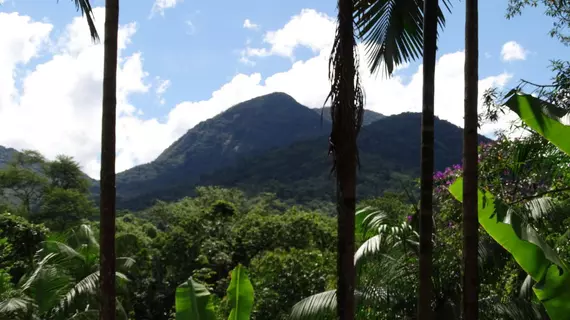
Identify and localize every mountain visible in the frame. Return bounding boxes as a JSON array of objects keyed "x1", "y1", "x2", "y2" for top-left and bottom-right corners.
[
  {"x1": 314, "y1": 107, "x2": 385, "y2": 126},
  {"x1": 107, "y1": 92, "x2": 333, "y2": 207},
  {"x1": 117, "y1": 109, "x2": 491, "y2": 210},
  {"x1": 196, "y1": 112, "x2": 491, "y2": 204},
  {"x1": 1, "y1": 92, "x2": 491, "y2": 211},
  {"x1": 0, "y1": 146, "x2": 17, "y2": 169}
]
